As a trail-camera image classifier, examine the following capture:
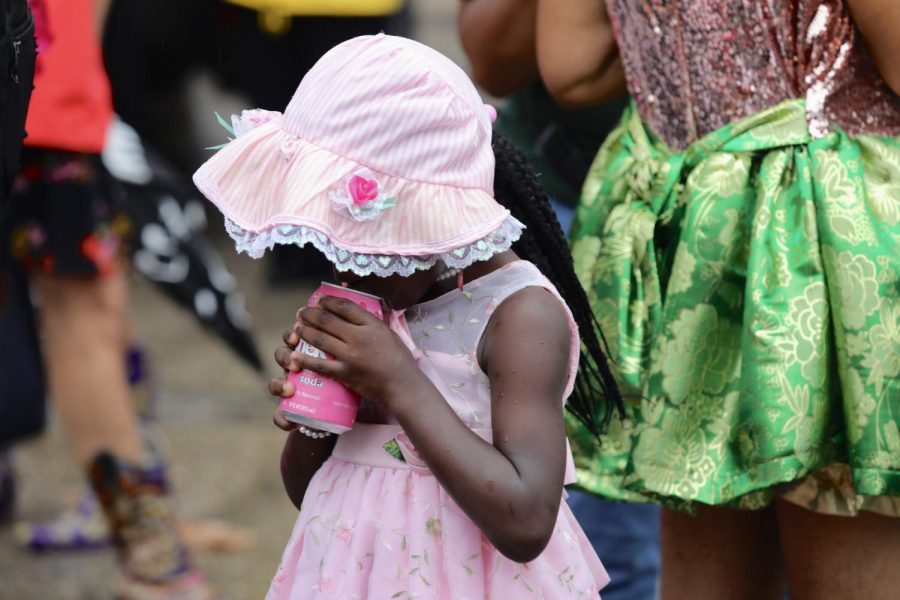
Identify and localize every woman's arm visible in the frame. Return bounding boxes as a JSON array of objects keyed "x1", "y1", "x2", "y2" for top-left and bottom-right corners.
[
  {"x1": 458, "y1": 0, "x2": 539, "y2": 97},
  {"x1": 536, "y1": 0, "x2": 626, "y2": 106},
  {"x1": 846, "y1": 0, "x2": 900, "y2": 95},
  {"x1": 289, "y1": 291, "x2": 571, "y2": 563},
  {"x1": 94, "y1": 0, "x2": 112, "y2": 38}
]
